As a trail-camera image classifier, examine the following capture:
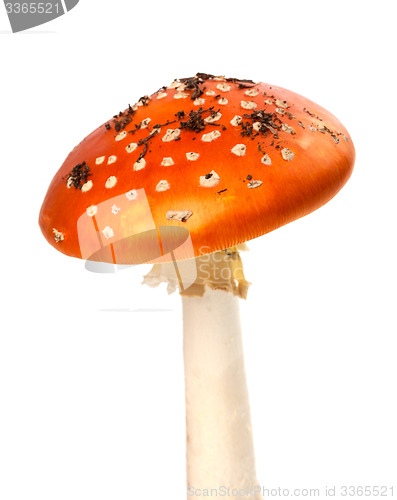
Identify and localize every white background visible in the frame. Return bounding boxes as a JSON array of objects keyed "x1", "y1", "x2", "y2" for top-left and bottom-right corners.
[{"x1": 0, "y1": 1, "x2": 396, "y2": 499}]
